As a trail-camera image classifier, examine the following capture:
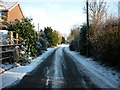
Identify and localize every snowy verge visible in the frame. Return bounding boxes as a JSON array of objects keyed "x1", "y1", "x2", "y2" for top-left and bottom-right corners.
[
  {"x1": 57, "y1": 44, "x2": 69, "y2": 47},
  {"x1": 0, "y1": 47, "x2": 58, "y2": 89},
  {"x1": 65, "y1": 47, "x2": 119, "y2": 88}
]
